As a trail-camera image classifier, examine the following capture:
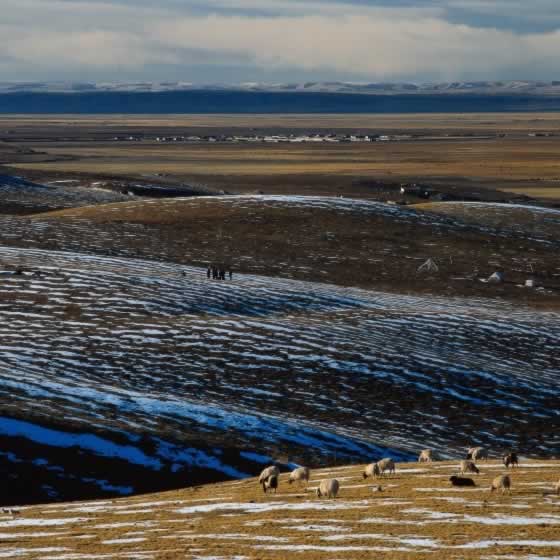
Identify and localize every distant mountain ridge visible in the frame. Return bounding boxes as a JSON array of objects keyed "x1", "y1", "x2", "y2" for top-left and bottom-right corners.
[{"x1": 2, "y1": 80, "x2": 560, "y2": 95}]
